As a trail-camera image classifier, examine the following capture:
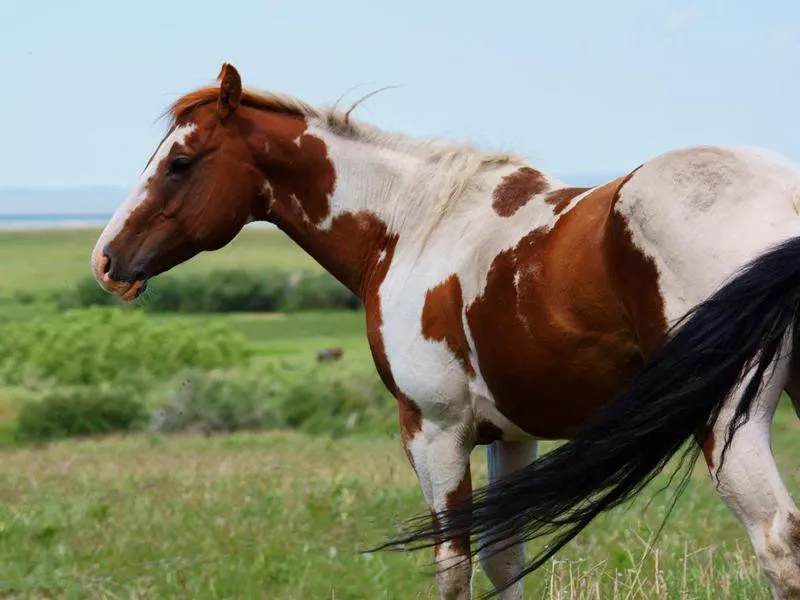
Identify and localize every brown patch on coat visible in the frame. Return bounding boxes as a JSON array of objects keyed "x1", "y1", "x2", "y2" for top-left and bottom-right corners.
[
  {"x1": 467, "y1": 172, "x2": 667, "y2": 439},
  {"x1": 702, "y1": 430, "x2": 715, "y2": 468},
  {"x1": 421, "y1": 274, "x2": 475, "y2": 377},
  {"x1": 603, "y1": 167, "x2": 667, "y2": 356},
  {"x1": 433, "y1": 467, "x2": 473, "y2": 559},
  {"x1": 249, "y1": 109, "x2": 334, "y2": 225},
  {"x1": 544, "y1": 186, "x2": 591, "y2": 215},
  {"x1": 492, "y1": 167, "x2": 549, "y2": 217}
]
